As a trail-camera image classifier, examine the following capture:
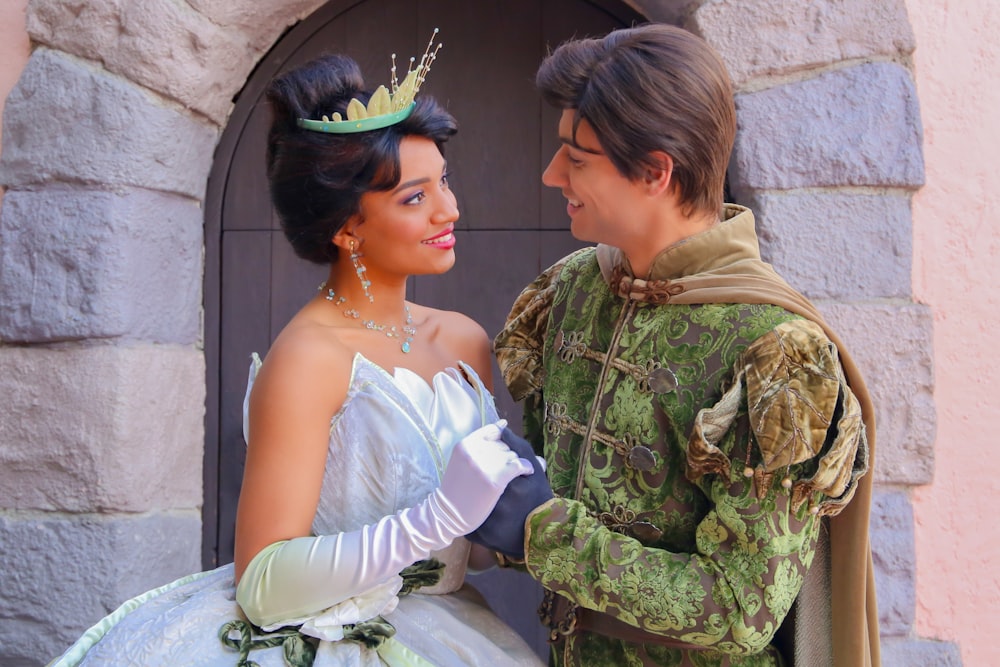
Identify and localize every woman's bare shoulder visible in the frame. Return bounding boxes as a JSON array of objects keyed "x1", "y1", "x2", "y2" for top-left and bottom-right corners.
[
  {"x1": 251, "y1": 318, "x2": 356, "y2": 413},
  {"x1": 413, "y1": 304, "x2": 493, "y2": 385}
]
